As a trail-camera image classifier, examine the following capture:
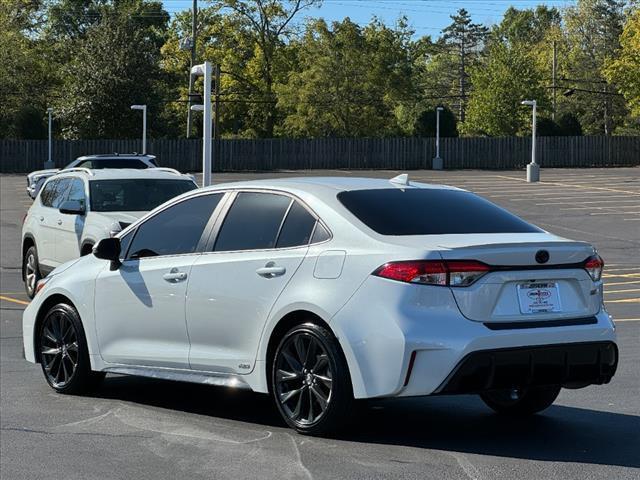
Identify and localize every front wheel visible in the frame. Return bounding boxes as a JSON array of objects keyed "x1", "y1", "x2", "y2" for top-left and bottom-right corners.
[
  {"x1": 271, "y1": 323, "x2": 353, "y2": 436},
  {"x1": 38, "y1": 303, "x2": 105, "y2": 394},
  {"x1": 480, "y1": 385, "x2": 561, "y2": 415}
]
